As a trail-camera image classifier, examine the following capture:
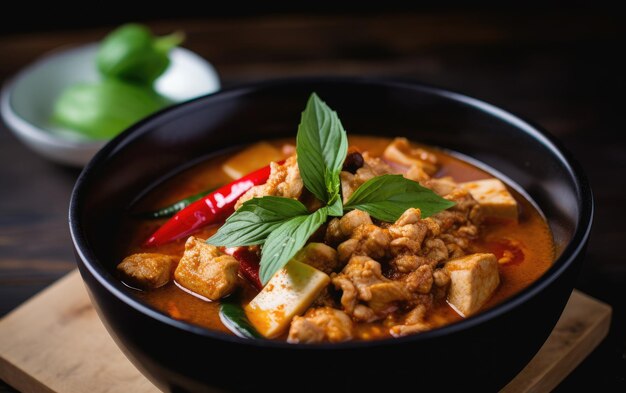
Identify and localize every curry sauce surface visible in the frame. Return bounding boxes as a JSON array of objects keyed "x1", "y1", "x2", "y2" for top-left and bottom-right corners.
[{"x1": 118, "y1": 136, "x2": 555, "y2": 339}]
